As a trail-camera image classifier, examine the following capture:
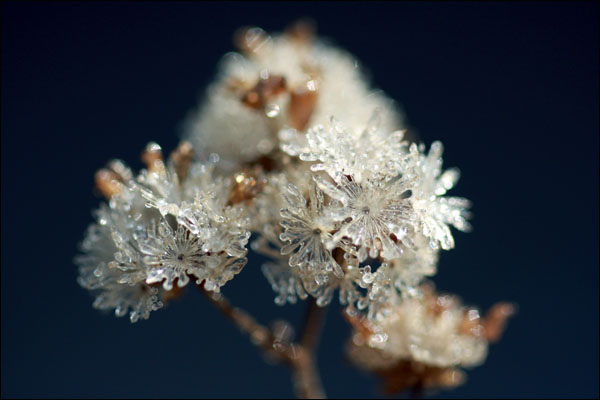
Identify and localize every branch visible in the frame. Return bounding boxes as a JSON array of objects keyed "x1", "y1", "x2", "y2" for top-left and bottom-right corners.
[
  {"x1": 300, "y1": 298, "x2": 328, "y2": 351},
  {"x1": 293, "y1": 298, "x2": 328, "y2": 398},
  {"x1": 200, "y1": 286, "x2": 327, "y2": 399}
]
